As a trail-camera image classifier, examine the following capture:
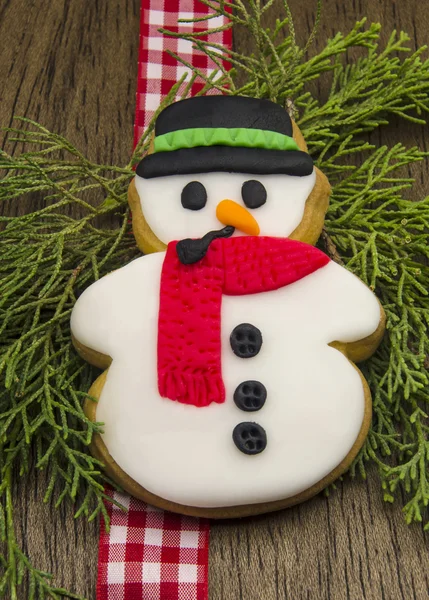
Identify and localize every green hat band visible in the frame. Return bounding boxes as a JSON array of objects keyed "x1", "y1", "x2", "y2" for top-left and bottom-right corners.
[{"x1": 153, "y1": 127, "x2": 299, "y2": 153}]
